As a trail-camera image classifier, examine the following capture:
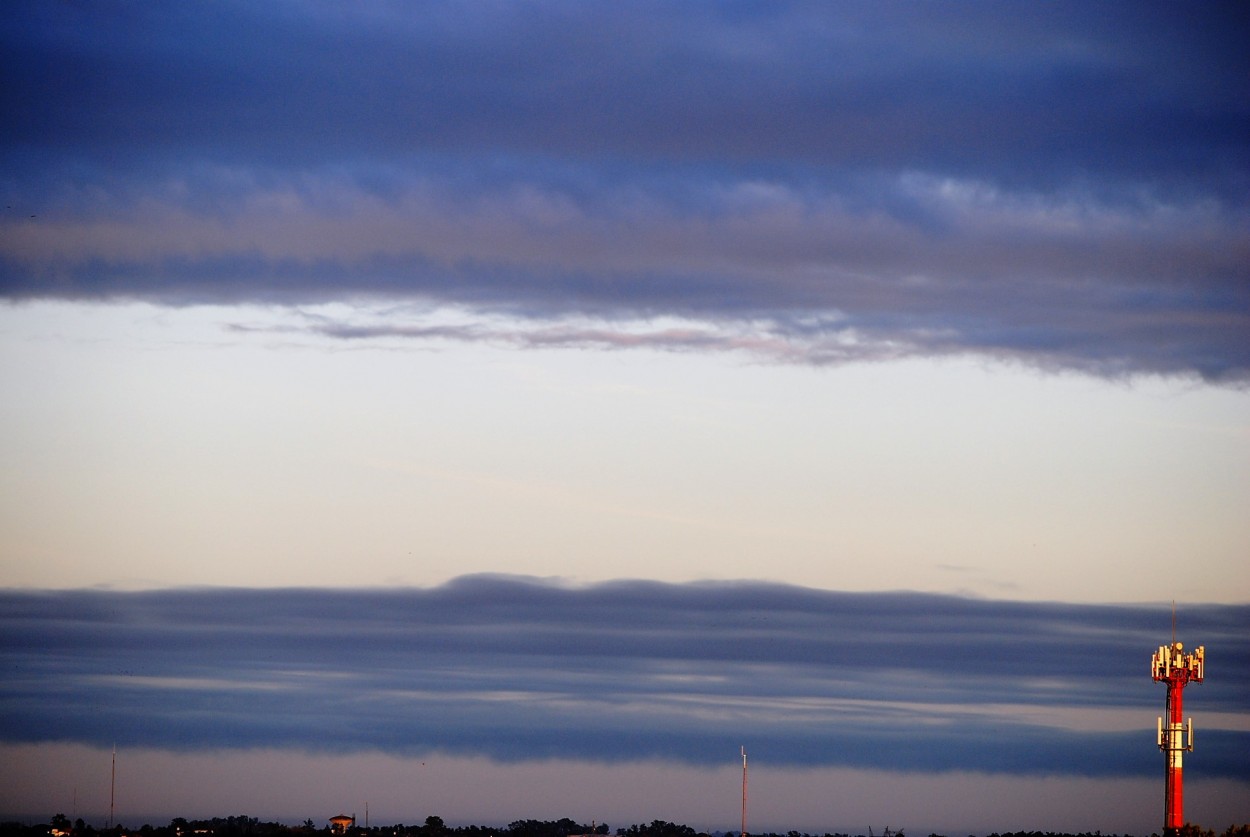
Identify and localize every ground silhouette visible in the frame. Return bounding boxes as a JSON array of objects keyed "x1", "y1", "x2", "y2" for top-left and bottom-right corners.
[{"x1": 3, "y1": 816, "x2": 1248, "y2": 837}]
